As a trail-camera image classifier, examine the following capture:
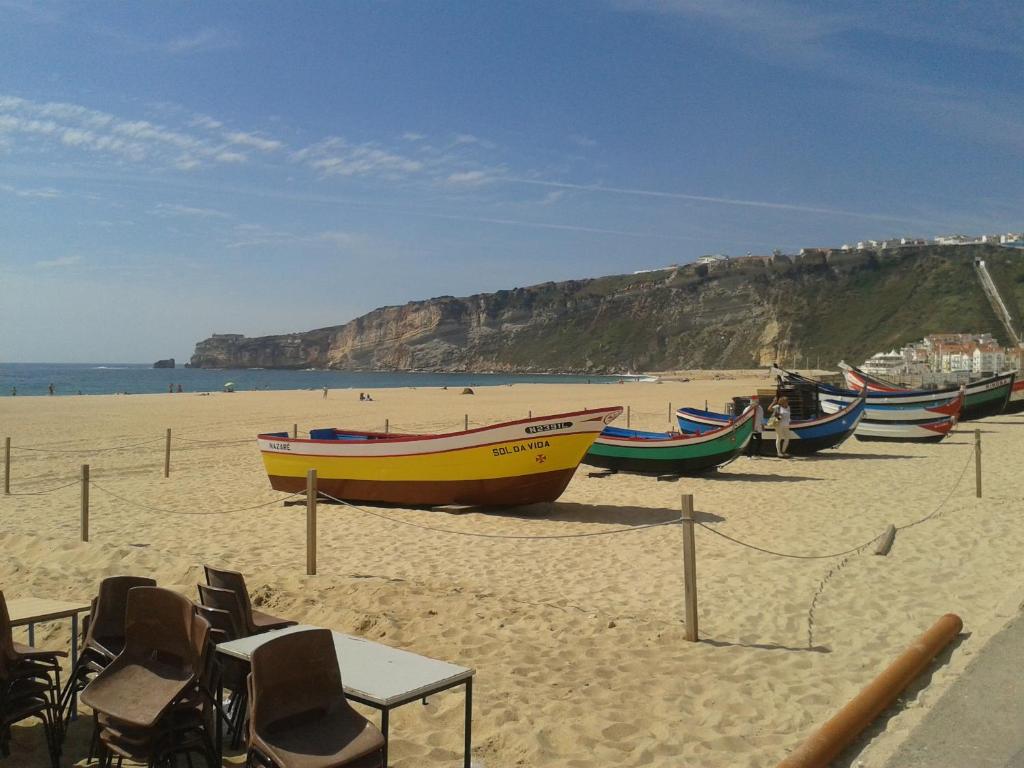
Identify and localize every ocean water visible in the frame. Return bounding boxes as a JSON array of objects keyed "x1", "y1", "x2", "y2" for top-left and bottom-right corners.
[{"x1": 0, "y1": 363, "x2": 623, "y2": 397}]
